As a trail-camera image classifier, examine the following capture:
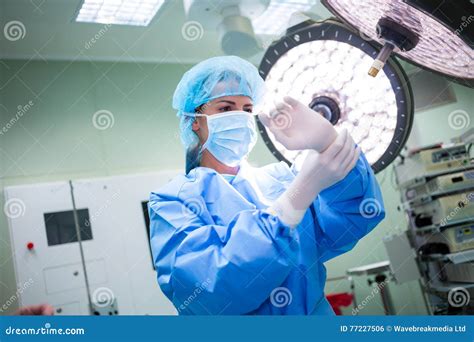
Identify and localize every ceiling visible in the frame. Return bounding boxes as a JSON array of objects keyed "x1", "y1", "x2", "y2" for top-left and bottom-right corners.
[{"x1": 0, "y1": 0, "x2": 330, "y2": 65}]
